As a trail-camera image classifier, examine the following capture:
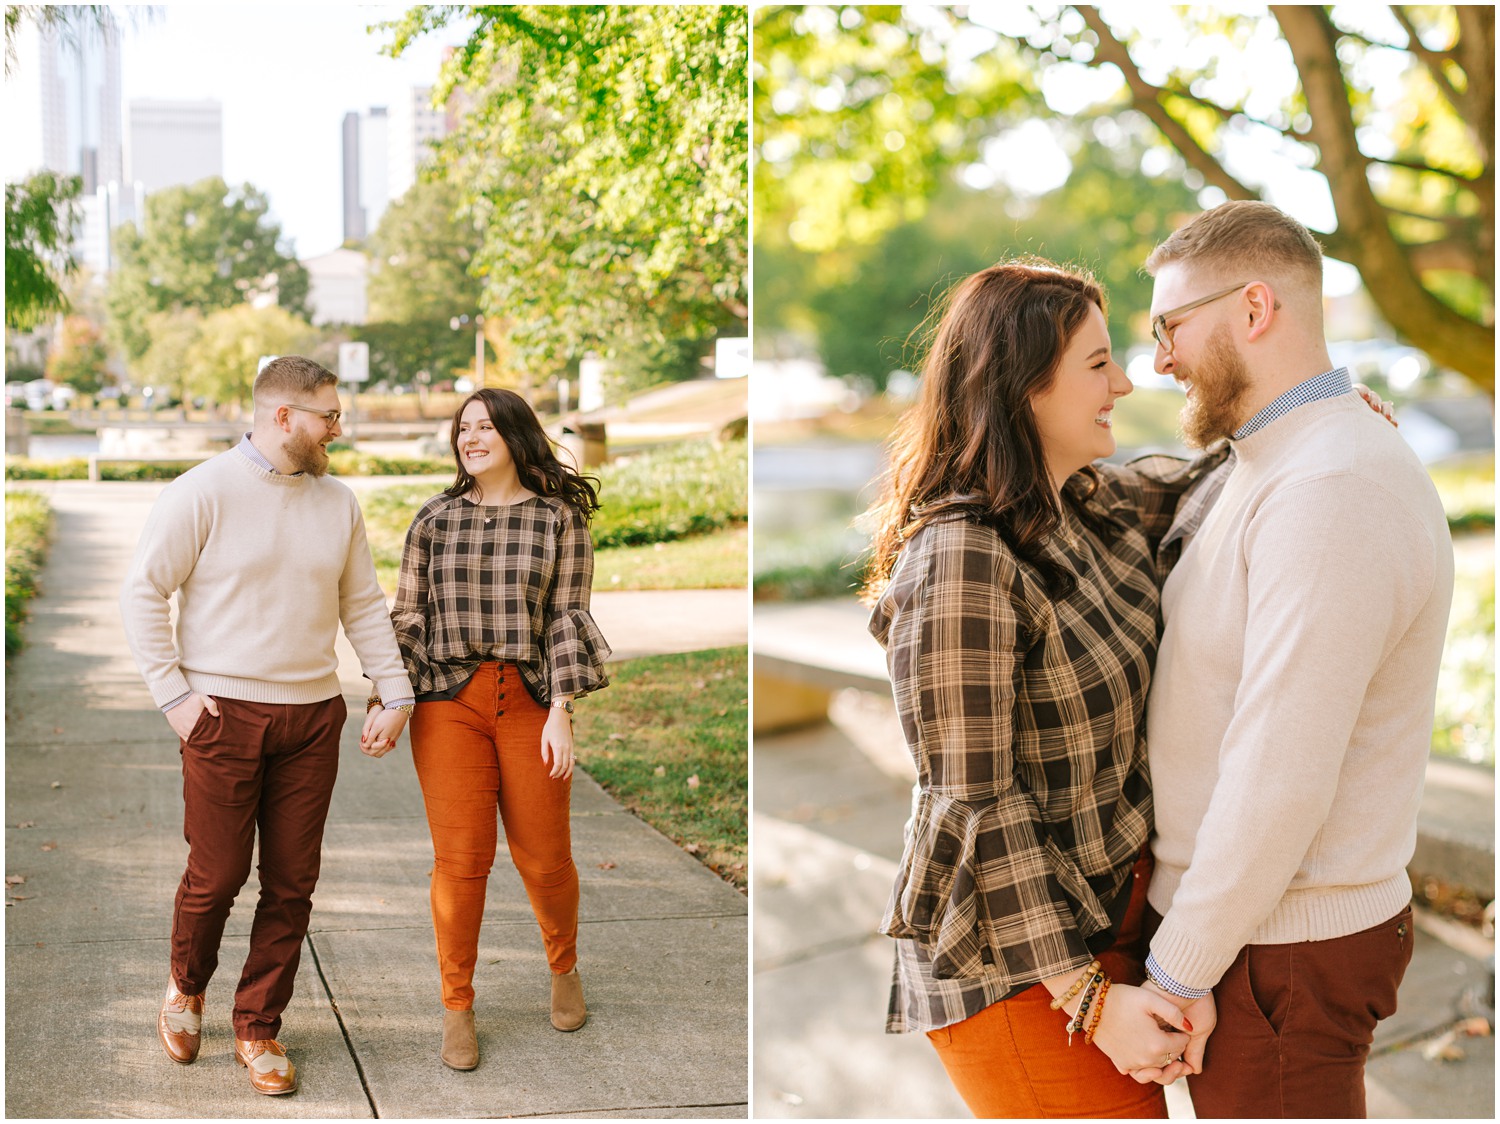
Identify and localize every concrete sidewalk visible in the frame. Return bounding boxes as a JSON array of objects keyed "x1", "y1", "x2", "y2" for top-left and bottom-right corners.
[
  {"x1": 753, "y1": 604, "x2": 1495, "y2": 1120},
  {"x1": 5, "y1": 480, "x2": 748, "y2": 1118}
]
